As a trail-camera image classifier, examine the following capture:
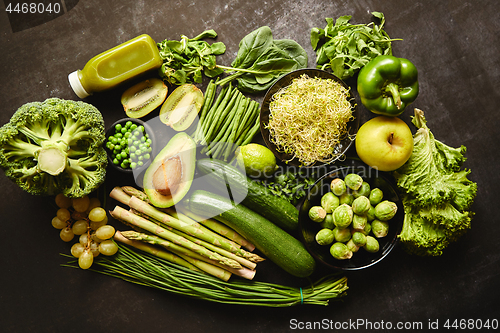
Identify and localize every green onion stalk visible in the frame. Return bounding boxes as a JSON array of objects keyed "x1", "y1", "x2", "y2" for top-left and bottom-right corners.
[{"x1": 67, "y1": 242, "x2": 348, "y2": 307}]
